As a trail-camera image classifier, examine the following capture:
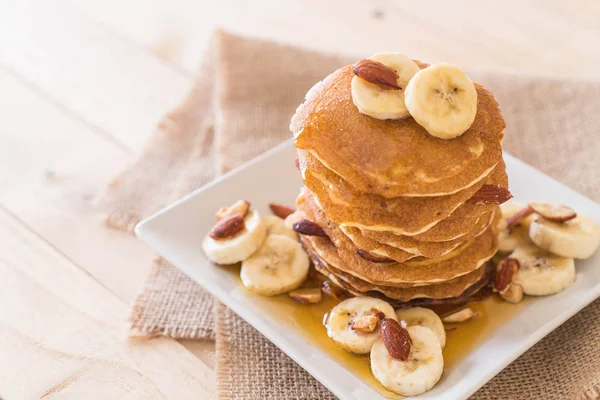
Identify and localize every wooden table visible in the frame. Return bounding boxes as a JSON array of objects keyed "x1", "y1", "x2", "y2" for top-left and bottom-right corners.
[{"x1": 2, "y1": 0, "x2": 599, "y2": 397}]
